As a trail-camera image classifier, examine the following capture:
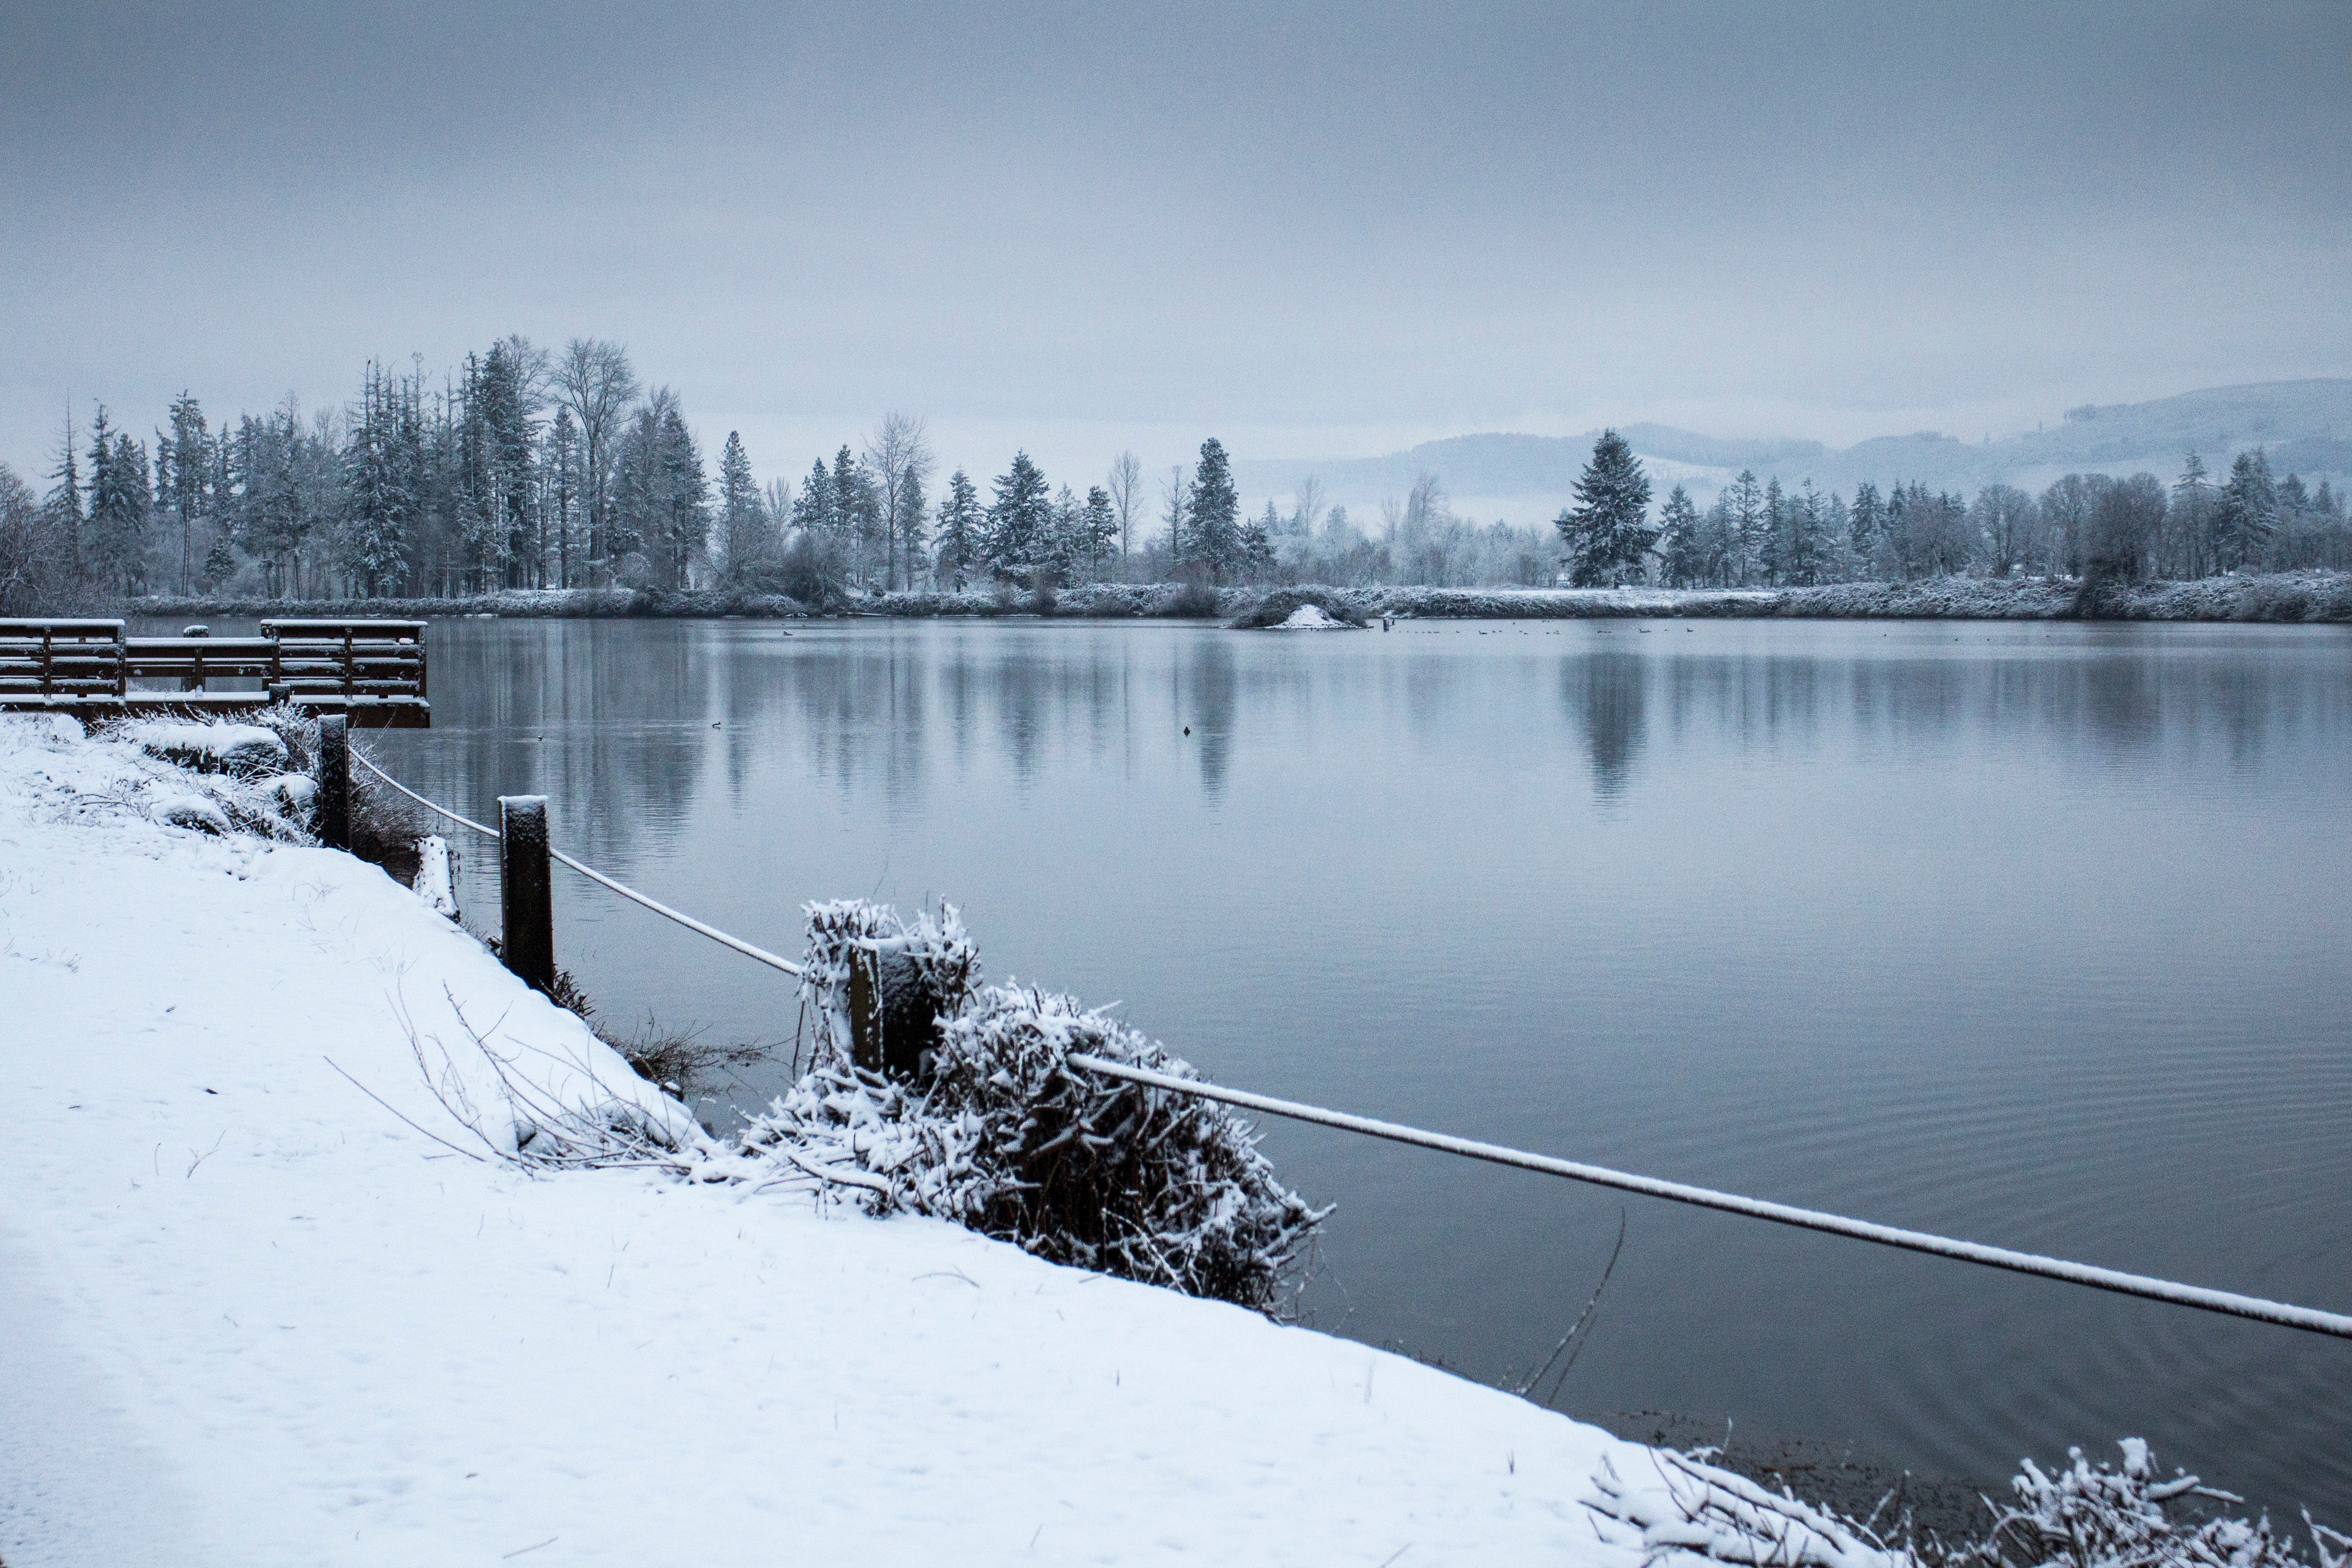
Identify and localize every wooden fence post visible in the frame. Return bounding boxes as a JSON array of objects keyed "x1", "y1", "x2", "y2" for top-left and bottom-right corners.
[
  {"x1": 317, "y1": 714, "x2": 350, "y2": 851},
  {"x1": 499, "y1": 795, "x2": 554, "y2": 994}
]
